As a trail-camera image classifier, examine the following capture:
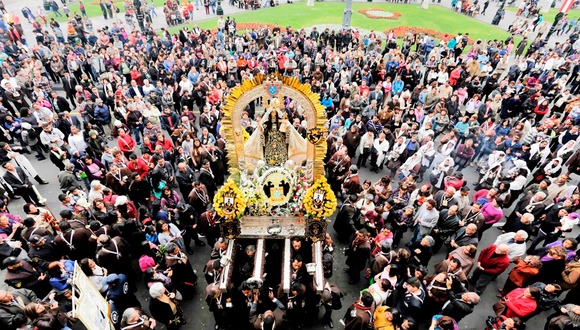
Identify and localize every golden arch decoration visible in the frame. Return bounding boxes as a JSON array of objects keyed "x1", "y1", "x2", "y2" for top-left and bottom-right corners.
[{"x1": 221, "y1": 73, "x2": 327, "y2": 181}]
